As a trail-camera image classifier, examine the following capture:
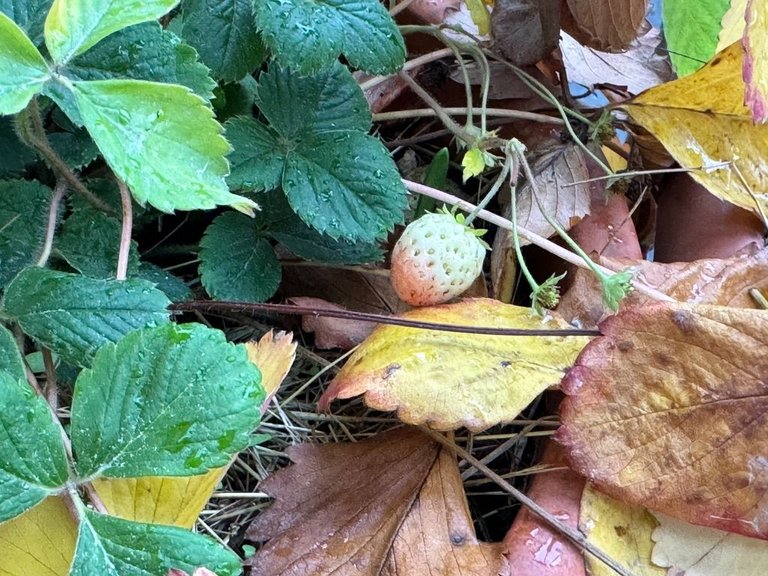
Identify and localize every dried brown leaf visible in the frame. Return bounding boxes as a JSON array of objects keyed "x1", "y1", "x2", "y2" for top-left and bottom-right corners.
[
  {"x1": 558, "y1": 302, "x2": 768, "y2": 540},
  {"x1": 491, "y1": 0, "x2": 560, "y2": 66},
  {"x1": 289, "y1": 297, "x2": 375, "y2": 350},
  {"x1": 562, "y1": 0, "x2": 649, "y2": 51}
]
